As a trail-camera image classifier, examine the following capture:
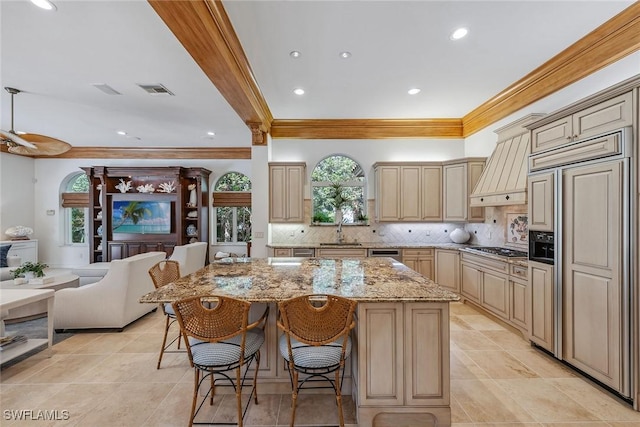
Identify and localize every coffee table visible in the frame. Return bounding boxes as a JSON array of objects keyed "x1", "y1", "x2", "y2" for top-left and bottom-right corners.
[
  {"x1": 0, "y1": 289, "x2": 54, "y2": 364},
  {"x1": 0, "y1": 273, "x2": 79, "y2": 321}
]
